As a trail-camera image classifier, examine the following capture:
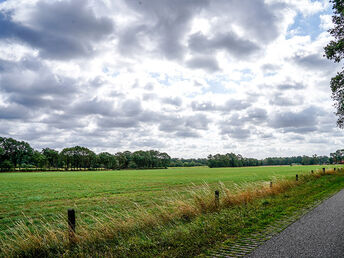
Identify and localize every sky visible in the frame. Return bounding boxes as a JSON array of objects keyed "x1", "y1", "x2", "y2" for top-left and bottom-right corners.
[{"x1": 0, "y1": 0, "x2": 342, "y2": 159}]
